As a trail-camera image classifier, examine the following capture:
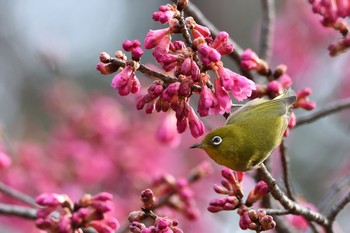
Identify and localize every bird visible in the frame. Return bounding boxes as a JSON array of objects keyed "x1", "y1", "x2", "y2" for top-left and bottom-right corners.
[{"x1": 191, "y1": 89, "x2": 297, "y2": 171}]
